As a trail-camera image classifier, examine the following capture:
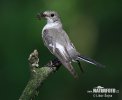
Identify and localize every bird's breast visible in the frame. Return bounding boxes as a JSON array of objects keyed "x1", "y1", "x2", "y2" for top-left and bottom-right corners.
[{"x1": 42, "y1": 22, "x2": 61, "y2": 32}]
